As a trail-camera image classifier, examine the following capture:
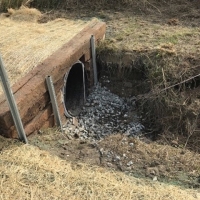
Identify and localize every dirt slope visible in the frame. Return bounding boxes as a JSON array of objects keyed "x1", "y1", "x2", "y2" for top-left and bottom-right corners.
[{"x1": 0, "y1": 135, "x2": 199, "y2": 200}]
